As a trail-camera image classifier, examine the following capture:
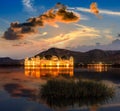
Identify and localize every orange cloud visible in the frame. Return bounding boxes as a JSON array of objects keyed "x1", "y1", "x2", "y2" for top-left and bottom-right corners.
[
  {"x1": 3, "y1": 3, "x2": 80, "y2": 40},
  {"x1": 90, "y1": 2, "x2": 102, "y2": 18}
]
